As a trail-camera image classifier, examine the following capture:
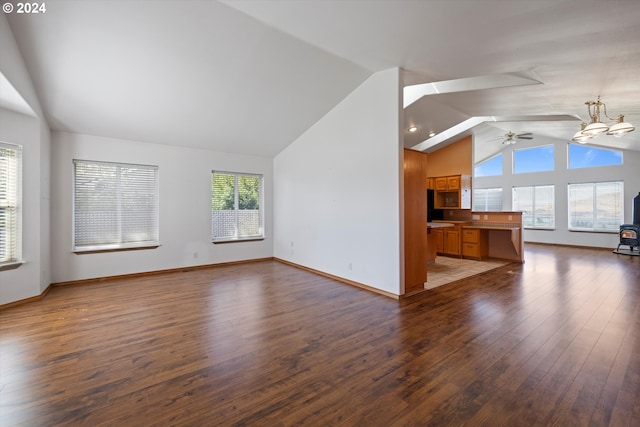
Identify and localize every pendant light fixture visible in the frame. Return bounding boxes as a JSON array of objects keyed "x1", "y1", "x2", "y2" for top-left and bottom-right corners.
[
  {"x1": 607, "y1": 115, "x2": 635, "y2": 137},
  {"x1": 572, "y1": 123, "x2": 590, "y2": 144},
  {"x1": 572, "y1": 96, "x2": 635, "y2": 143}
]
